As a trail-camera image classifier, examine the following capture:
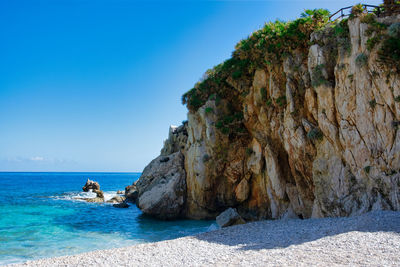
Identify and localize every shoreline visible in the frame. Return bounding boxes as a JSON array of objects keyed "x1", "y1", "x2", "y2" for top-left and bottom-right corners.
[{"x1": 7, "y1": 210, "x2": 400, "y2": 267}]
